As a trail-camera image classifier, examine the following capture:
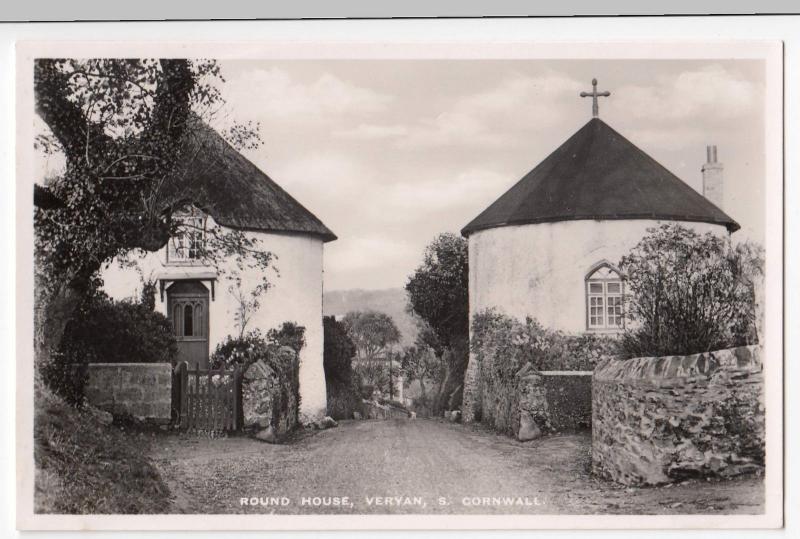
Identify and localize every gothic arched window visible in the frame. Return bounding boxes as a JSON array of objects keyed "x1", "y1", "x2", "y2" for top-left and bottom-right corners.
[{"x1": 585, "y1": 263, "x2": 624, "y2": 331}]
